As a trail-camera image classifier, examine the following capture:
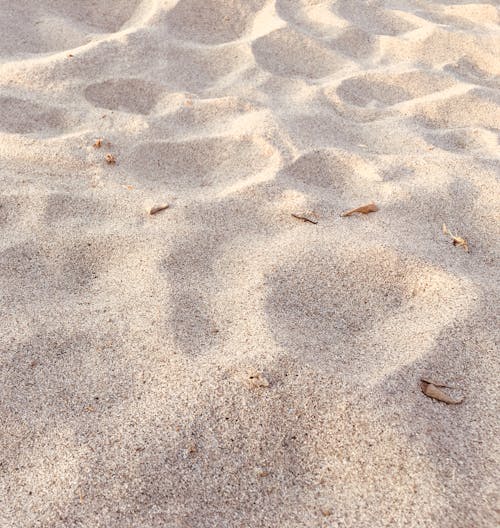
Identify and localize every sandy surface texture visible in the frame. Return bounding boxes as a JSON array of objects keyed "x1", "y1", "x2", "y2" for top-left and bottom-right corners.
[{"x1": 1, "y1": 1, "x2": 499, "y2": 527}]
